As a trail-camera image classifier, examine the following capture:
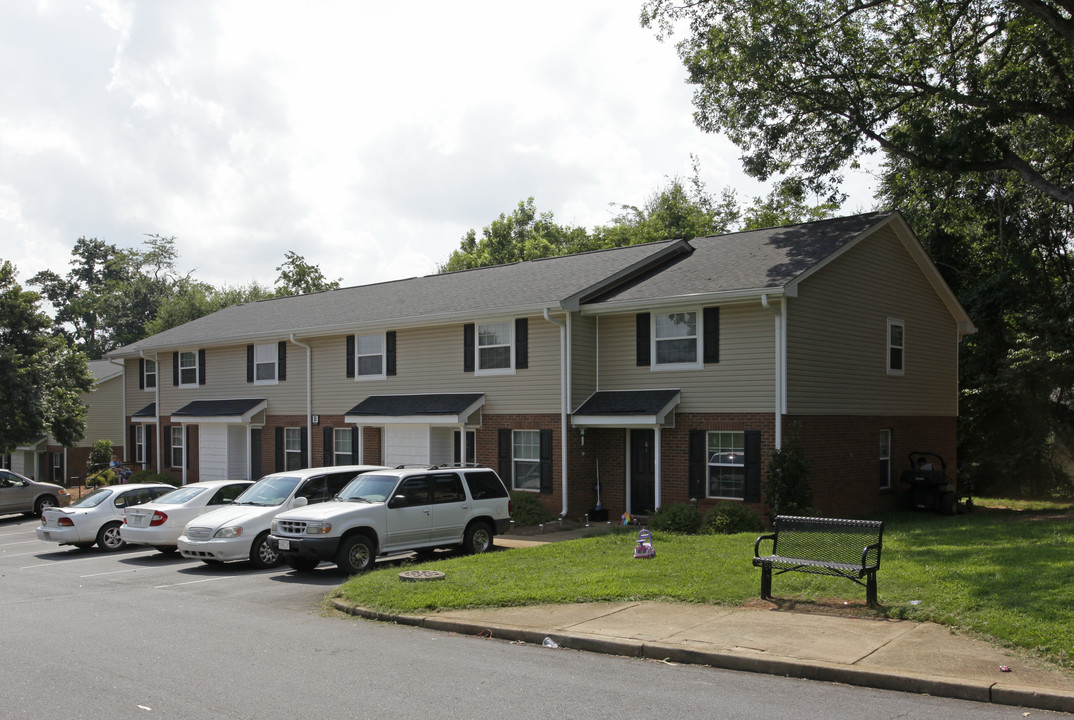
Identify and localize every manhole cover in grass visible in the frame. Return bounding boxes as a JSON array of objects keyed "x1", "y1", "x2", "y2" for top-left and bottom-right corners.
[{"x1": 399, "y1": 570, "x2": 446, "y2": 582}]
